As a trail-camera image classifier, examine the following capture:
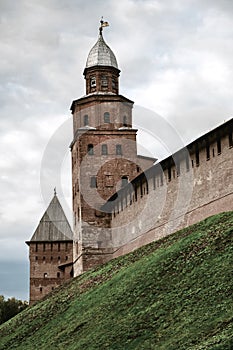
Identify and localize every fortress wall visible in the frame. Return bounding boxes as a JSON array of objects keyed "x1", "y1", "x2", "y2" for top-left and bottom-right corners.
[{"x1": 108, "y1": 121, "x2": 233, "y2": 258}]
